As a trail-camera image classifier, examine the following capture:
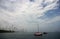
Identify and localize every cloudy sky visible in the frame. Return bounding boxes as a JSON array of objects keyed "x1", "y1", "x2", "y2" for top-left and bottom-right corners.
[{"x1": 0, "y1": 0, "x2": 60, "y2": 32}]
